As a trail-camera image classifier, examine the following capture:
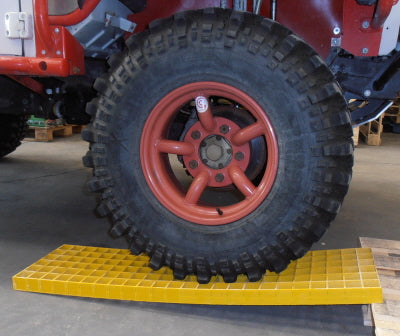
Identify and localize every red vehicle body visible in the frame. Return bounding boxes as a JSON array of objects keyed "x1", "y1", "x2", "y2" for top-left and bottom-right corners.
[
  {"x1": 0, "y1": 0, "x2": 399, "y2": 283},
  {"x1": 0, "y1": 1, "x2": 397, "y2": 73}
]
